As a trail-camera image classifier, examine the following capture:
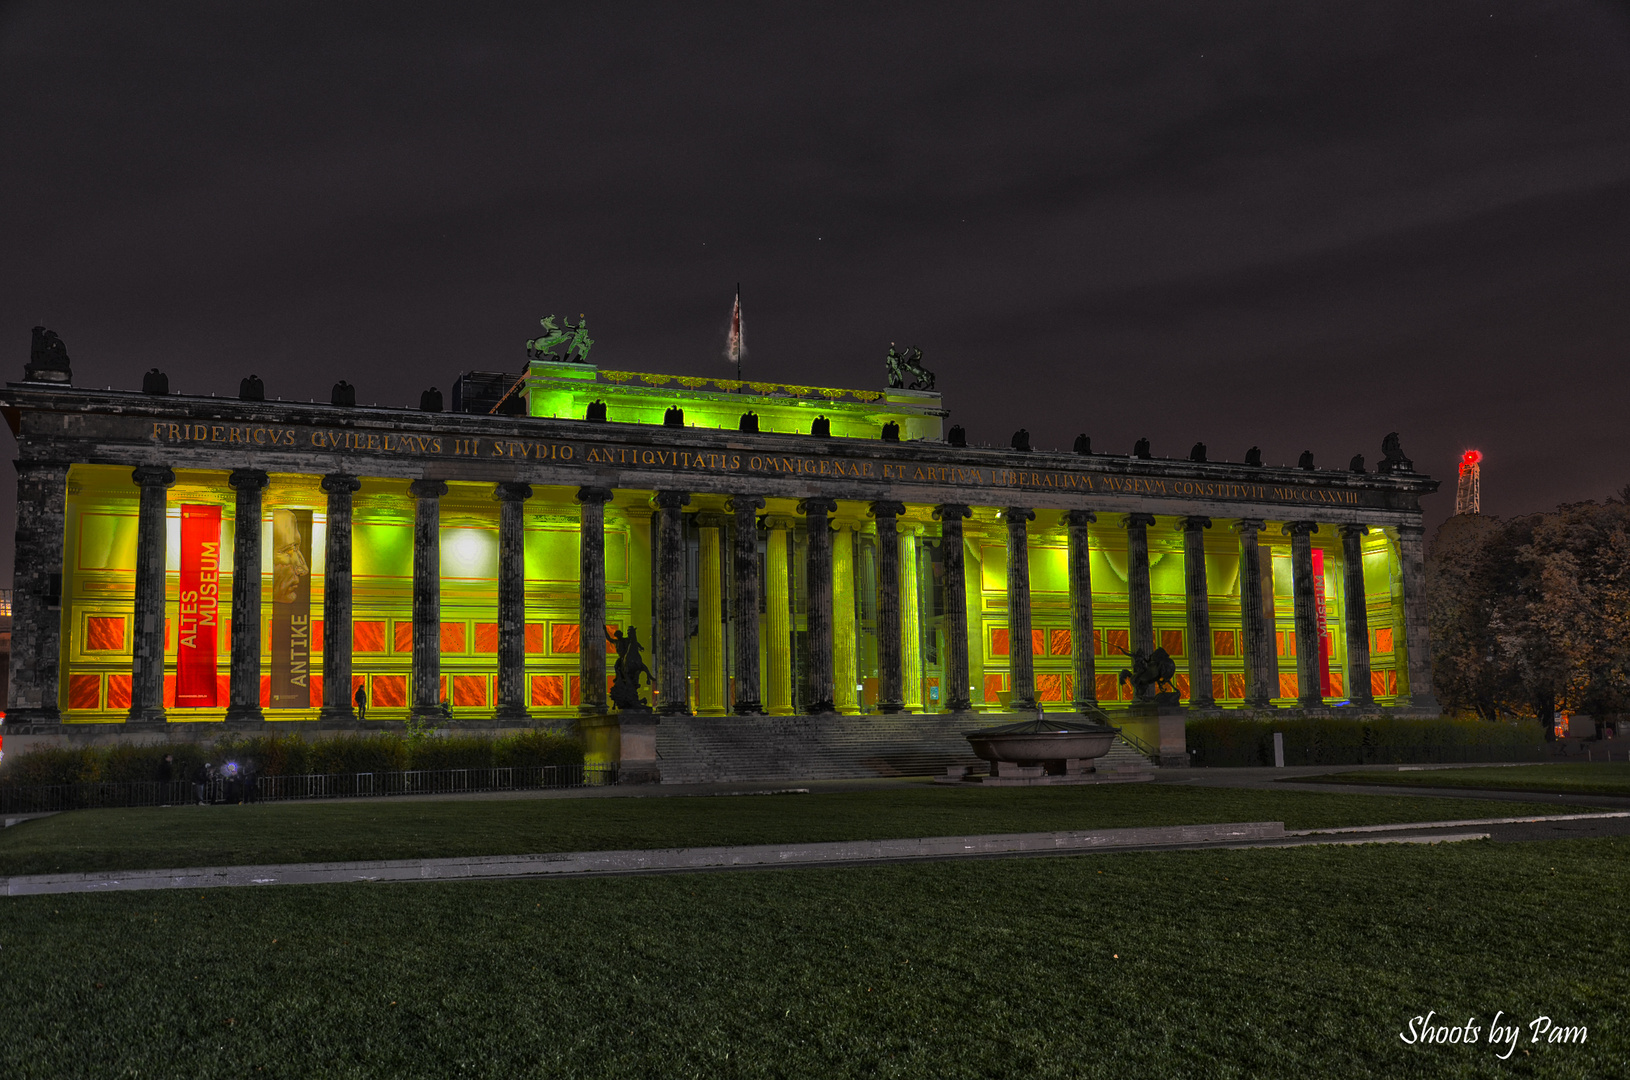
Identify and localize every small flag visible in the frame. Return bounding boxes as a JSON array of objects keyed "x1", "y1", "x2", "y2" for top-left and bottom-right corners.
[{"x1": 726, "y1": 286, "x2": 745, "y2": 365}]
